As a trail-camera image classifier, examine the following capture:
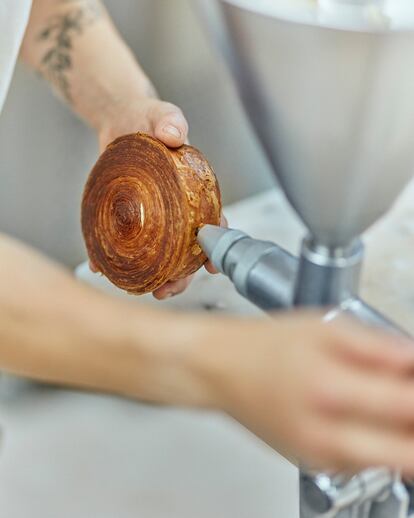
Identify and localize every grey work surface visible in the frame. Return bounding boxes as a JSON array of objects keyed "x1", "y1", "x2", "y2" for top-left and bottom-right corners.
[
  {"x1": 2, "y1": 185, "x2": 414, "y2": 518},
  {"x1": 0, "y1": 382, "x2": 296, "y2": 518}
]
